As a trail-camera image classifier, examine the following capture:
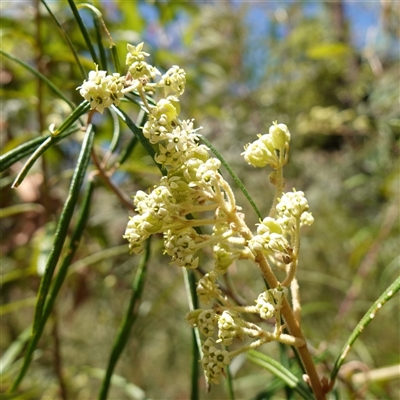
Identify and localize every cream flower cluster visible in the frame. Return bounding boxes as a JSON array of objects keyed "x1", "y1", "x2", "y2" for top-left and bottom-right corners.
[
  {"x1": 122, "y1": 49, "x2": 247, "y2": 273},
  {"x1": 242, "y1": 122, "x2": 291, "y2": 169},
  {"x1": 119, "y1": 43, "x2": 314, "y2": 387},
  {"x1": 77, "y1": 42, "x2": 187, "y2": 114},
  {"x1": 126, "y1": 42, "x2": 160, "y2": 83},
  {"x1": 77, "y1": 65, "x2": 125, "y2": 114},
  {"x1": 201, "y1": 338, "x2": 231, "y2": 384}
]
